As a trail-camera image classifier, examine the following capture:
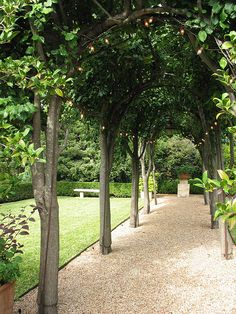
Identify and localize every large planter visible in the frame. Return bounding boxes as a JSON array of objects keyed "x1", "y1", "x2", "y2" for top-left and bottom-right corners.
[
  {"x1": 178, "y1": 173, "x2": 190, "y2": 180},
  {"x1": 0, "y1": 282, "x2": 15, "y2": 314}
]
